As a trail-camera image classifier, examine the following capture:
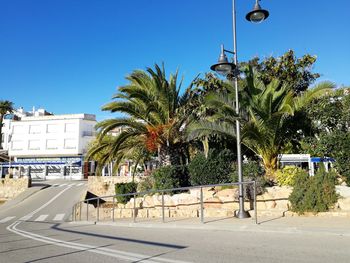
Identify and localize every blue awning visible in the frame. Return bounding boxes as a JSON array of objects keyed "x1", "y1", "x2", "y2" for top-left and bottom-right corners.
[
  {"x1": 310, "y1": 157, "x2": 335, "y2": 163},
  {"x1": 0, "y1": 161, "x2": 81, "y2": 166}
]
